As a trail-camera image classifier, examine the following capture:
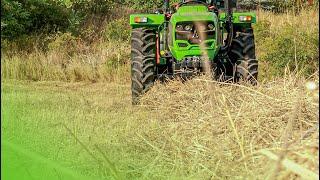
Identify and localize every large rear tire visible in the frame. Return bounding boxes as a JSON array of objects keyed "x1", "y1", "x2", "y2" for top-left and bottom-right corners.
[
  {"x1": 229, "y1": 31, "x2": 258, "y2": 85},
  {"x1": 131, "y1": 28, "x2": 156, "y2": 105}
]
